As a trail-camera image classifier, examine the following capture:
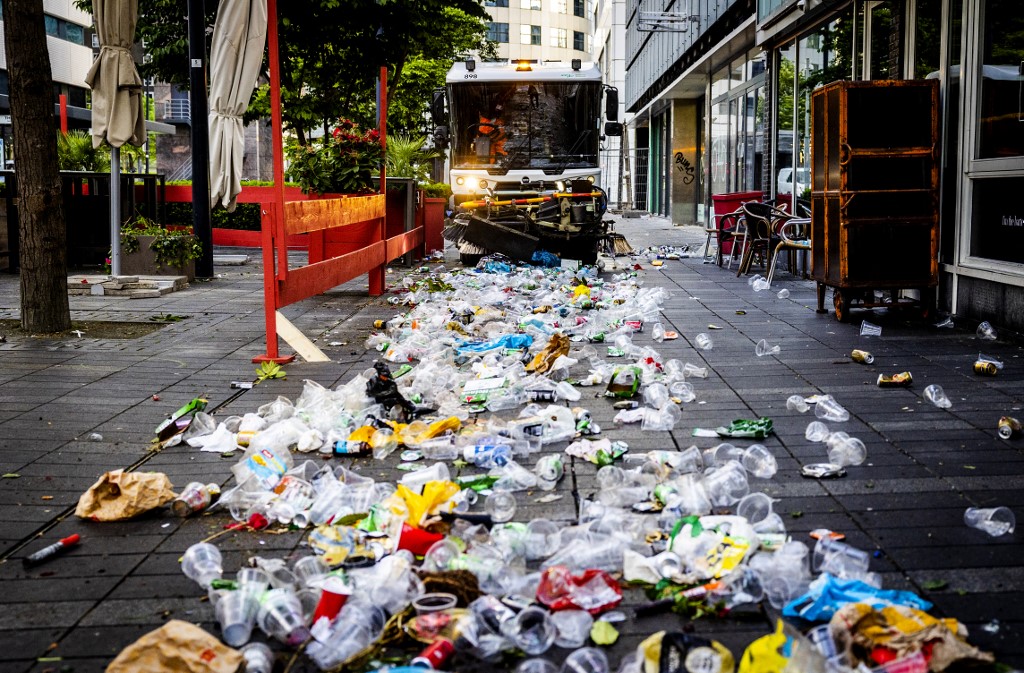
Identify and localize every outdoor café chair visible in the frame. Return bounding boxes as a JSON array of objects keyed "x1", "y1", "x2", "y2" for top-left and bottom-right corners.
[{"x1": 766, "y1": 217, "x2": 812, "y2": 287}]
